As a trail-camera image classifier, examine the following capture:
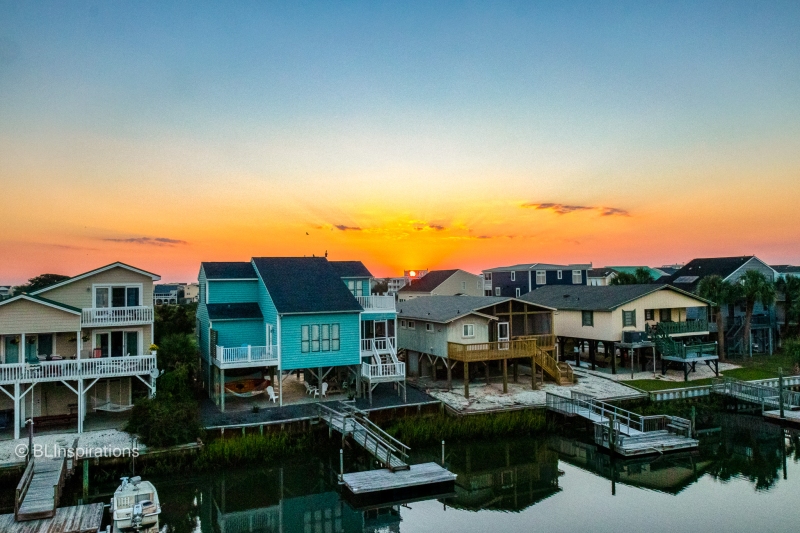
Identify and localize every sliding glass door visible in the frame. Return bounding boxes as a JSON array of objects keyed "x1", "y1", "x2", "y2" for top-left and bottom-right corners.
[{"x1": 94, "y1": 330, "x2": 139, "y2": 357}]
